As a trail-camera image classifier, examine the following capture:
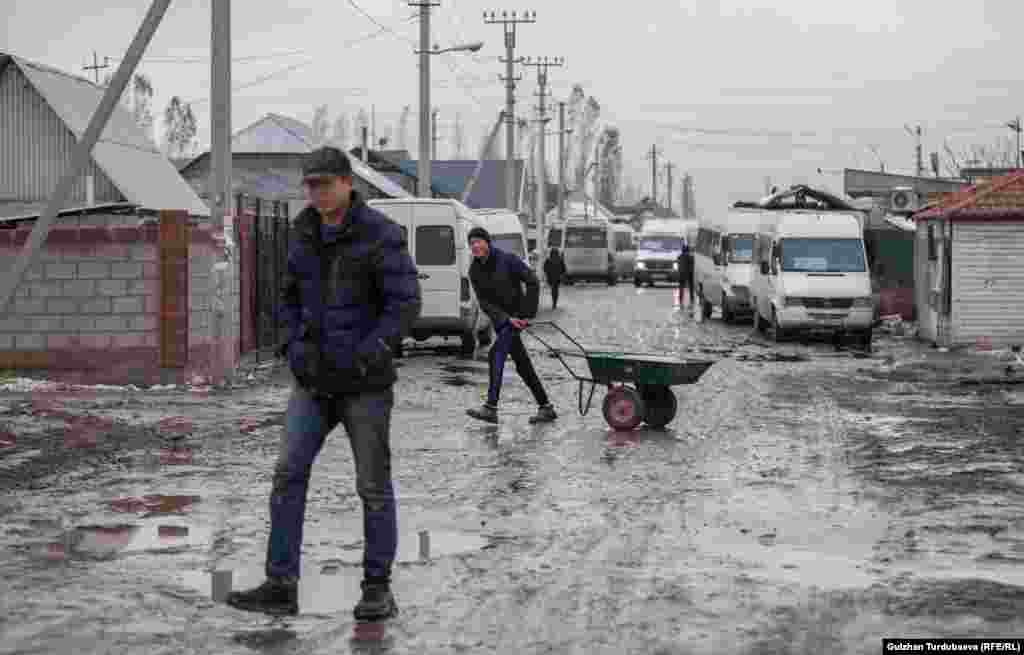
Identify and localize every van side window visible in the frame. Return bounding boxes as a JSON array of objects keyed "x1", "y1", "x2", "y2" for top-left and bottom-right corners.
[{"x1": 415, "y1": 225, "x2": 456, "y2": 266}]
